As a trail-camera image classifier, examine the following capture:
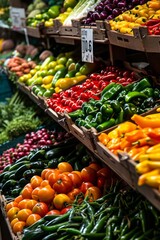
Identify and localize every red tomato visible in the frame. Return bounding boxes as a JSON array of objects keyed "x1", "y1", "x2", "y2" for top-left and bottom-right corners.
[
  {"x1": 53, "y1": 173, "x2": 73, "y2": 194},
  {"x1": 85, "y1": 186, "x2": 102, "y2": 202},
  {"x1": 80, "y1": 182, "x2": 94, "y2": 194},
  {"x1": 60, "y1": 206, "x2": 72, "y2": 215},
  {"x1": 32, "y1": 202, "x2": 49, "y2": 217},
  {"x1": 81, "y1": 167, "x2": 97, "y2": 184},
  {"x1": 68, "y1": 172, "x2": 82, "y2": 188},
  {"x1": 67, "y1": 188, "x2": 83, "y2": 201},
  {"x1": 97, "y1": 167, "x2": 111, "y2": 178},
  {"x1": 46, "y1": 209, "x2": 61, "y2": 215},
  {"x1": 97, "y1": 176, "x2": 110, "y2": 190}
]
